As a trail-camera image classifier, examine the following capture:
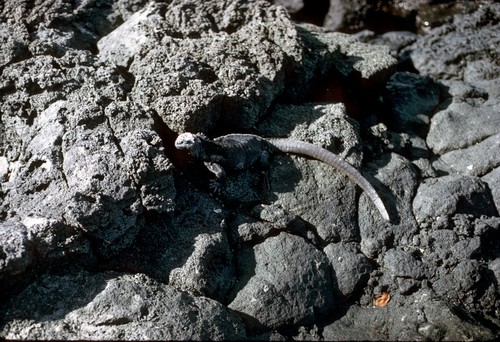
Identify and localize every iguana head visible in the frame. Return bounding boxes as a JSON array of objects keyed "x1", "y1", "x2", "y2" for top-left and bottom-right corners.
[{"x1": 175, "y1": 132, "x2": 209, "y2": 160}]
